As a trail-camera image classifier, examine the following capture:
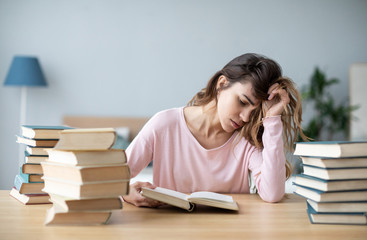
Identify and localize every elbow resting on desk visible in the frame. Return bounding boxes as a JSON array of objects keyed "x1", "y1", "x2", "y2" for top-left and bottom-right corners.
[
  {"x1": 259, "y1": 190, "x2": 285, "y2": 203},
  {"x1": 257, "y1": 180, "x2": 286, "y2": 203}
]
